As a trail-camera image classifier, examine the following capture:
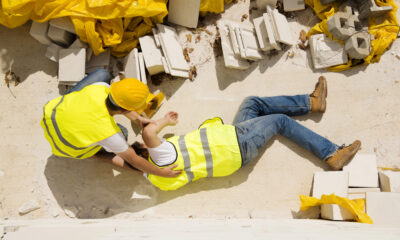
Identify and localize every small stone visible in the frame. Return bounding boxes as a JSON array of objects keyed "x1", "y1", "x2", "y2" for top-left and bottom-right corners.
[
  {"x1": 195, "y1": 35, "x2": 201, "y2": 43},
  {"x1": 186, "y1": 34, "x2": 192, "y2": 42},
  {"x1": 299, "y1": 30, "x2": 307, "y2": 43},
  {"x1": 241, "y1": 14, "x2": 248, "y2": 22},
  {"x1": 18, "y1": 200, "x2": 40, "y2": 215}
]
